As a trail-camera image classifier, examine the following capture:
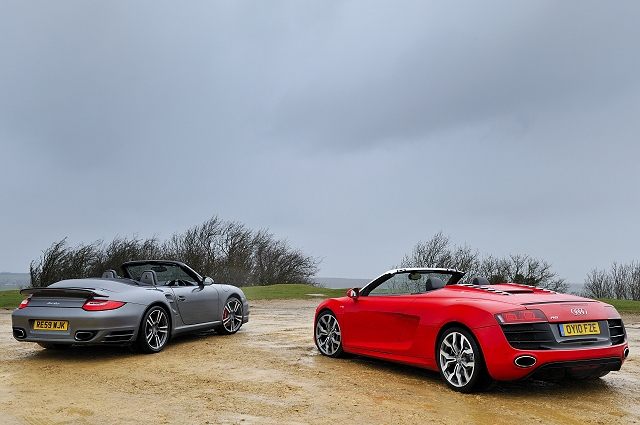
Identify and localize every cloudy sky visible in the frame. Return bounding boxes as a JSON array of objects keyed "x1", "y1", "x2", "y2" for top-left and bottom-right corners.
[{"x1": 1, "y1": 1, "x2": 639, "y2": 282}]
